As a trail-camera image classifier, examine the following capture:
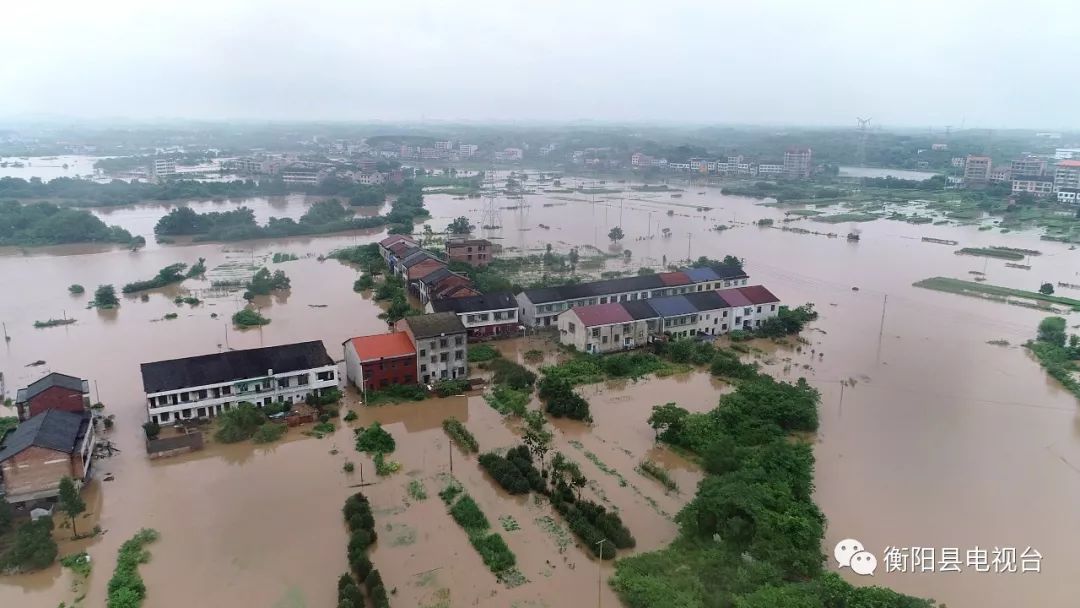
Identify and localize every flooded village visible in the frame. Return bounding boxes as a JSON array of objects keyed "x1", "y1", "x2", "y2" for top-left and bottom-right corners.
[{"x1": 2, "y1": 135, "x2": 1080, "y2": 608}]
